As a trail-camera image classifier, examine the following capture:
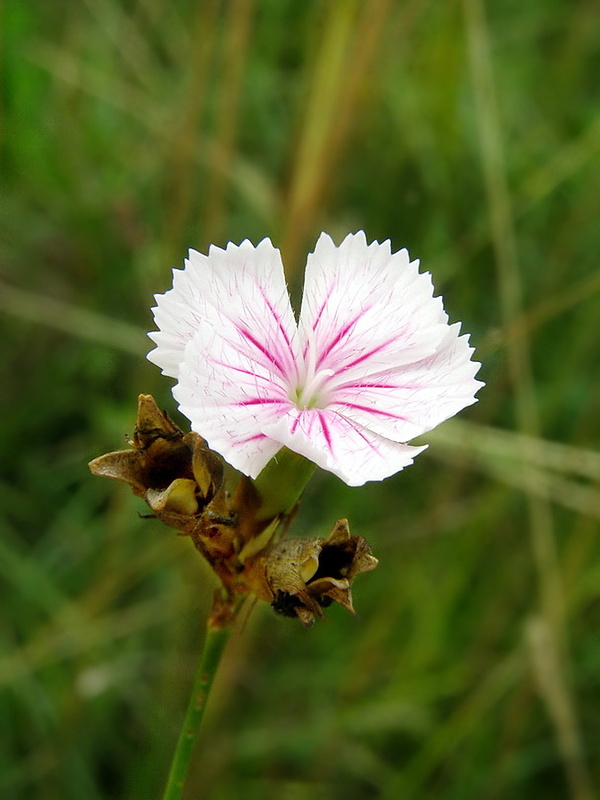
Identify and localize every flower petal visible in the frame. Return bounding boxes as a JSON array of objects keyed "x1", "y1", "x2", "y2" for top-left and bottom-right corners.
[
  {"x1": 174, "y1": 327, "x2": 290, "y2": 477},
  {"x1": 148, "y1": 238, "x2": 298, "y2": 380},
  {"x1": 298, "y1": 232, "x2": 450, "y2": 382},
  {"x1": 326, "y1": 323, "x2": 483, "y2": 442},
  {"x1": 263, "y1": 408, "x2": 427, "y2": 486},
  {"x1": 171, "y1": 241, "x2": 305, "y2": 476}
]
